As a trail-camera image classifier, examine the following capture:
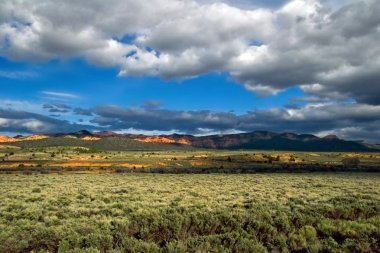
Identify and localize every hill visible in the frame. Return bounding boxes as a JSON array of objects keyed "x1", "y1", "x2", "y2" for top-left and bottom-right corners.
[
  {"x1": 0, "y1": 130, "x2": 377, "y2": 152},
  {"x1": 7, "y1": 136, "x2": 193, "y2": 151},
  {"x1": 135, "y1": 131, "x2": 376, "y2": 152}
]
